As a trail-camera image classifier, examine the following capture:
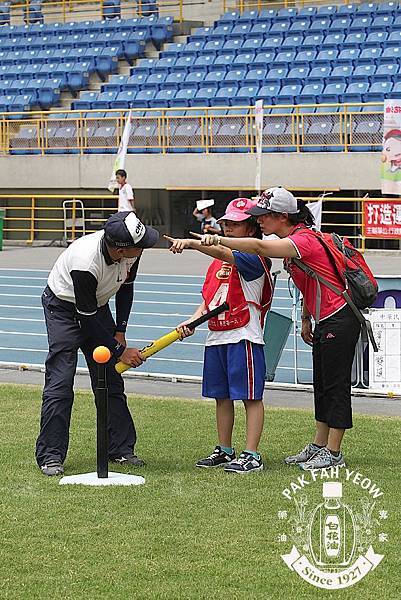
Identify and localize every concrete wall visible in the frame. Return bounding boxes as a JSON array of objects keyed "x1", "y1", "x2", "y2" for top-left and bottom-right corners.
[{"x1": 0, "y1": 152, "x2": 381, "y2": 192}]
